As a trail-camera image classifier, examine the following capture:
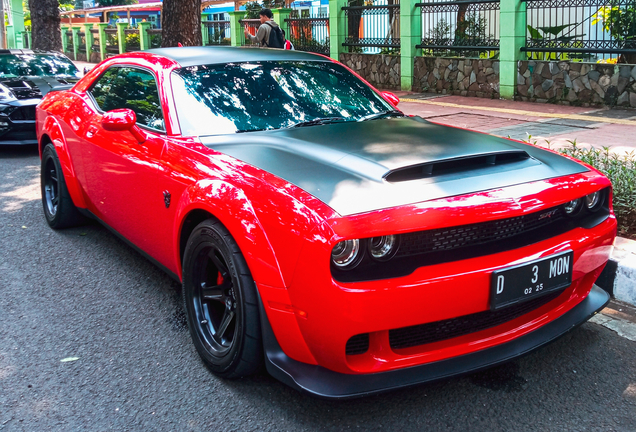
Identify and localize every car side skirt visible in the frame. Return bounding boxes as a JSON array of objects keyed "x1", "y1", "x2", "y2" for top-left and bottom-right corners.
[
  {"x1": 259, "y1": 285, "x2": 609, "y2": 400},
  {"x1": 80, "y1": 208, "x2": 181, "y2": 283}
]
